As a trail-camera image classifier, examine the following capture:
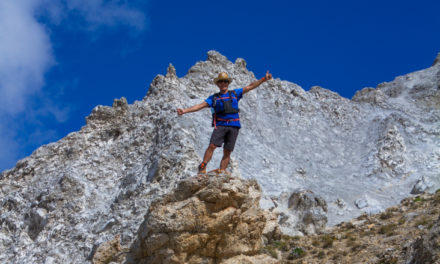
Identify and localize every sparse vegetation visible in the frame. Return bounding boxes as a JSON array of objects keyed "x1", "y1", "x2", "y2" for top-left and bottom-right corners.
[
  {"x1": 272, "y1": 192, "x2": 440, "y2": 263},
  {"x1": 343, "y1": 222, "x2": 354, "y2": 229},
  {"x1": 350, "y1": 242, "x2": 363, "y2": 252},
  {"x1": 288, "y1": 247, "x2": 306, "y2": 260},
  {"x1": 357, "y1": 213, "x2": 368, "y2": 220},
  {"x1": 379, "y1": 223, "x2": 397, "y2": 236},
  {"x1": 317, "y1": 251, "x2": 325, "y2": 259},
  {"x1": 311, "y1": 239, "x2": 320, "y2": 247},
  {"x1": 380, "y1": 211, "x2": 394, "y2": 220},
  {"x1": 282, "y1": 234, "x2": 301, "y2": 241},
  {"x1": 273, "y1": 240, "x2": 289, "y2": 250},
  {"x1": 262, "y1": 245, "x2": 278, "y2": 259},
  {"x1": 345, "y1": 232, "x2": 357, "y2": 241},
  {"x1": 321, "y1": 234, "x2": 335, "y2": 248},
  {"x1": 434, "y1": 194, "x2": 440, "y2": 204},
  {"x1": 414, "y1": 215, "x2": 431, "y2": 228},
  {"x1": 360, "y1": 230, "x2": 374, "y2": 237},
  {"x1": 398, "y1": 217, "x2": 406, "y2": 225}
]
